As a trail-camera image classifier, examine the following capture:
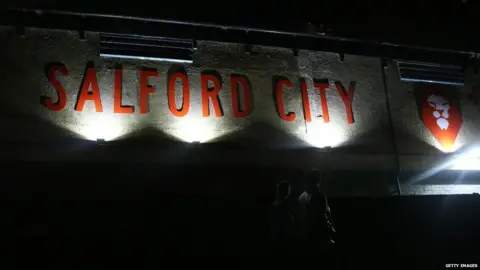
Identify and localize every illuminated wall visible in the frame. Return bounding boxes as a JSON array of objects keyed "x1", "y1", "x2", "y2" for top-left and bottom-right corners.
[
  {"x1": 386, "y1": 62, "x2": 480, "y2": 195},
  {"x1": 0, "y1": 26, "x2": 479, "y2": 196},
  {"x1": 0, "y1": 28, "x2": 392, "y2": 151}
]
